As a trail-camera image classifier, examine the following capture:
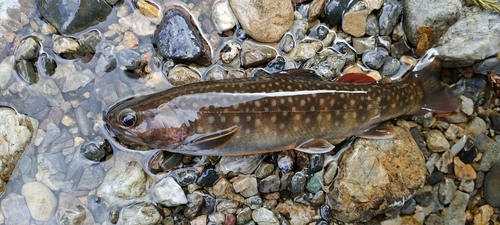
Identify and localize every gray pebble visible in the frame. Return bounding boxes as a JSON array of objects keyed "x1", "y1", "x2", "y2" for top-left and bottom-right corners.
[
  {"x1": 117, "y1": 48, "x2": 141, "y2": 70},
  {"x1": 258, "y1": 175, "x2": 280, "y2": 193},
  {"x1": 116, "y1": 202, "x2": 162, "y2": 225},
  {"x1": 380, "y1": 57, "x2": 400, "y2": 77},
  {"x1": 484, "y1": 162, "x2": 500, "y2": 207},
  {"x1": 244, "y1": 196, "x2": 263, "y2": 210},
  {"x1": 362, "y1": 47, "x2": 389, "y2": 69},
  {"x1": 289, "y1": 171, "x2": 307, "y2": 193}
]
